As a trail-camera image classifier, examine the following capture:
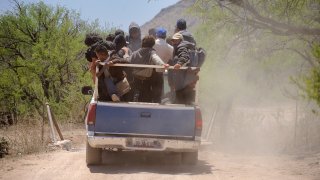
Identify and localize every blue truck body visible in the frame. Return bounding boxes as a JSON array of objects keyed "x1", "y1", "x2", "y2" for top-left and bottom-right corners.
[
  {"x1": 94, "y1": 102, "x2": 196, "y2": 137},
  {"x1": 84, "y1": 66, "x2": 202, "y2": 165}
]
